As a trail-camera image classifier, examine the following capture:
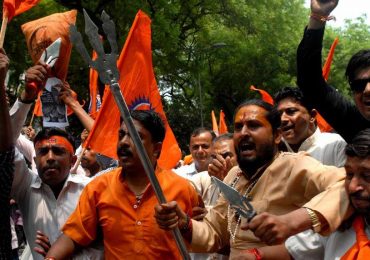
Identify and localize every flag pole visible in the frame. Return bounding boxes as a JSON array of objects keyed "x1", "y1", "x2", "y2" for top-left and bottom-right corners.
[
  {"x1": 29, "y1": 112, "x2": 35, "y2": 127},
  {"x1": 0, "y1": 16, "x2": 8, "y2": 48}
]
